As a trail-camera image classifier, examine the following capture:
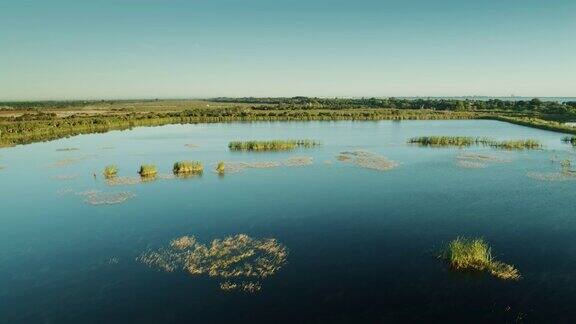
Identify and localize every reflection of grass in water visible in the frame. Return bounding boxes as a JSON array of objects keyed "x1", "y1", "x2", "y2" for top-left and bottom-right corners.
[
  {"x1": 184, "y1": 143, "x2": 199, "y2": 148},
  {"x1": 56, "y1": 147, "x2": 79, "y2": 151},
  {"x1": 106, "y1": 176, "x2": 142, "y2": 186},
  {"x1": 76, "y1": 190, "x2": 136, "y2": 205},
  {"x1": 562, "y1": 136, "x2": 576, "y2": 146},
  {"x1": 138, "y1": 234, "x2": 288, "y2": 293},
  {"x1": 336, "y1": 151, "x2": 398, "y2": 171},
  {"x1": 441, "y1": 237, "x2": 520, "y2": 281}
]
